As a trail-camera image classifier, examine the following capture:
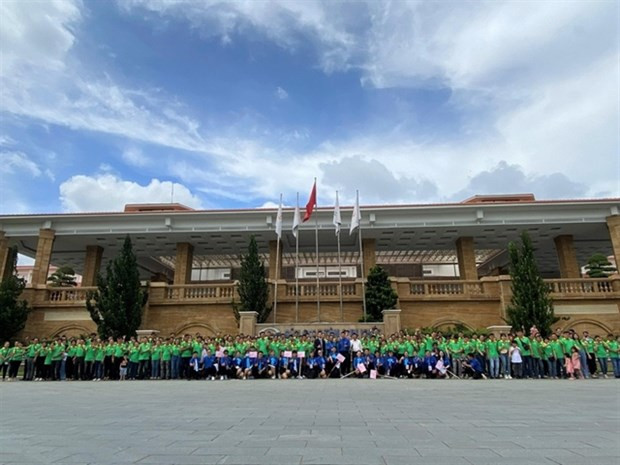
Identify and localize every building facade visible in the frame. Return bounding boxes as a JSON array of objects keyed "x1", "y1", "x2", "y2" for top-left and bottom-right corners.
[{"x1": 1, "y1": 194, "x2": 619, "y2": 337}]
